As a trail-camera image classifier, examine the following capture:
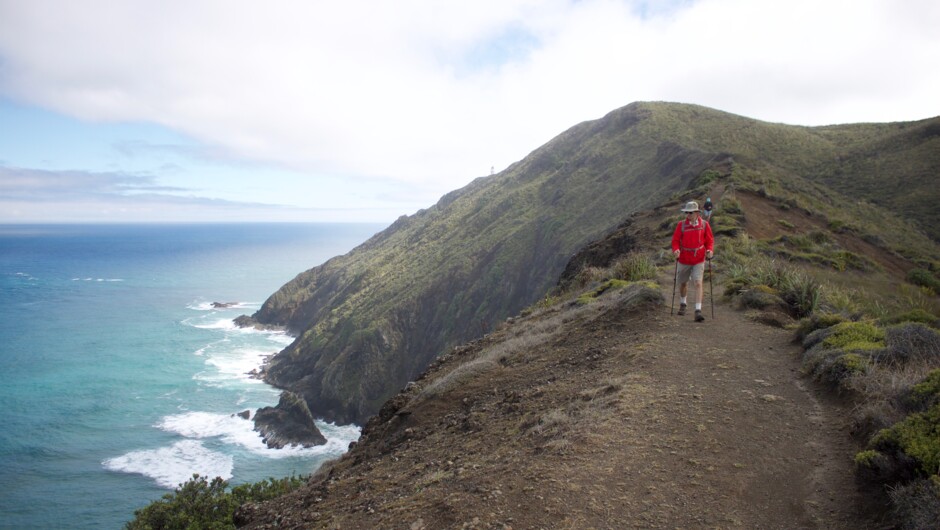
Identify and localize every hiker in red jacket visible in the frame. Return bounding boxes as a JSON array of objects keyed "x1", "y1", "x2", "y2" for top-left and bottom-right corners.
[{"x1": 671, "y1": 201, "x2": 714, "y2": 322}]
